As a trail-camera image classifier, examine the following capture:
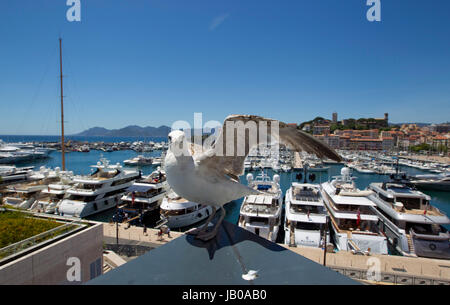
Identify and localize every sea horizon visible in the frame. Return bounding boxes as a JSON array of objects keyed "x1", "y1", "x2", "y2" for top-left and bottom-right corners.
[{"x1": 0, "y1": 134, "x2": 168, "y2": 143}]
